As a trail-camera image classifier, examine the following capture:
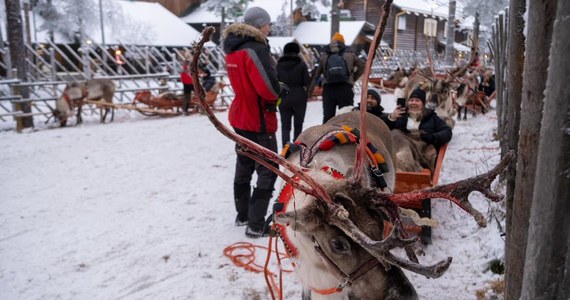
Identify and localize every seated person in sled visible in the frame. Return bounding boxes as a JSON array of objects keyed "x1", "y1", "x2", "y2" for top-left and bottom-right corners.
[
  {"x1": 353, "y1": 87, "x2": 400, "y2": 120},
  {"x1": 382, "y1": 88, "x2": 452, "y2": 173}
]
